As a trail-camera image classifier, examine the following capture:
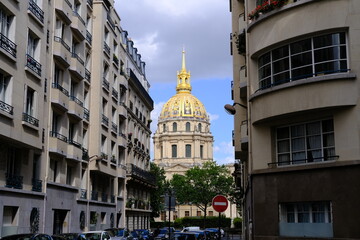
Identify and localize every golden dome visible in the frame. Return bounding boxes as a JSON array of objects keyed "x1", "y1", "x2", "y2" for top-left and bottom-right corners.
[{"x1": 159, "y1": 50, "x2": 208, "y2": 121}]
